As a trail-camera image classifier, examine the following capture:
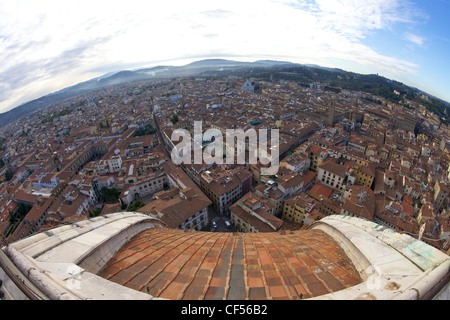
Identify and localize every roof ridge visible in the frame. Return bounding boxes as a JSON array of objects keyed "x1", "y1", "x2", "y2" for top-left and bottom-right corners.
[
  {"x1": 226, "y1": 235, "x2": 246, "y2": 300},
  {"x1": 245, "y1": 233, "x2": 273, "y2": 299},
  {"x1": 202, "y1": 232, "x2": 236, "y2": 300},
  {"x1": 222, "y1": 233, "x2": 238, "y2": 299}
]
